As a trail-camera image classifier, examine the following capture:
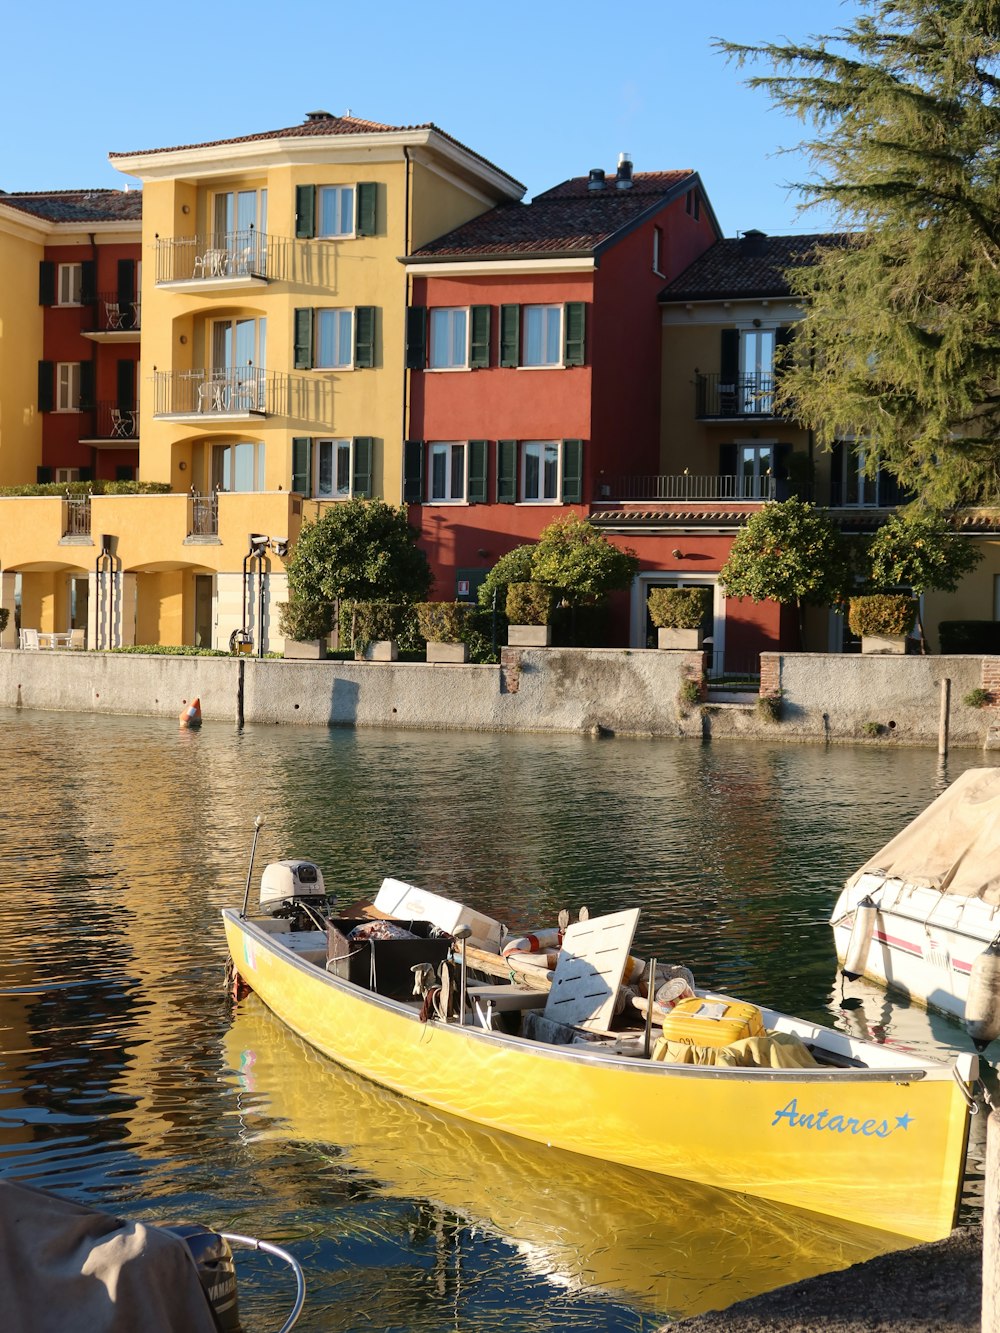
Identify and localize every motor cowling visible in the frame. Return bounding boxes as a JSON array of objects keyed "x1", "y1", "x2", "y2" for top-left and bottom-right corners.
[
  {"x1": 259, "y1": 860, "x2": 326, "y2": 916},
  {"x1": 164, "y1": 1225, "x2": 242, "y2": 1333}
]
